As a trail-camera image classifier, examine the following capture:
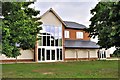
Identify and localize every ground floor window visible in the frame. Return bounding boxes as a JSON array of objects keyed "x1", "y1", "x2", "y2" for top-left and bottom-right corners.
[
  {"x1": 38, "y1": 47, "x2": 63, "y2": 62},
  {"x1": 98, "y1": 50, "x2": 106, "y2": 59}
]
